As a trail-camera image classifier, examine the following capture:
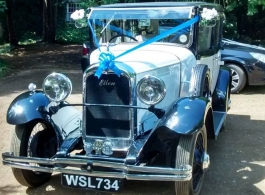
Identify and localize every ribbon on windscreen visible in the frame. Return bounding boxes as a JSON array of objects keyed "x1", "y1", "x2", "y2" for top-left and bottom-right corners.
[{"x1": 88, "y1": 15, "x2": 200, "y2": 79}]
